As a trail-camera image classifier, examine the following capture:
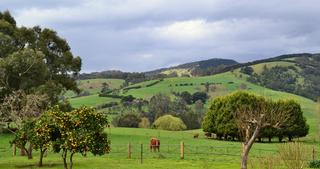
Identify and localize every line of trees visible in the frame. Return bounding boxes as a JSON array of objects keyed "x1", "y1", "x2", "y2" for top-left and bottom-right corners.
[
  {"x1": 202, "y1": 92, "x2": 309, "y2": 142},
  {"x1": 11, "y1": 106, "x2": 110, "y2": 169},
  {"x1": 202, "y1": 91, "x2": 309, "y2": 169},
  {"x1": 110, "y1": 92, "x2": 206, "y2": 131}
]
